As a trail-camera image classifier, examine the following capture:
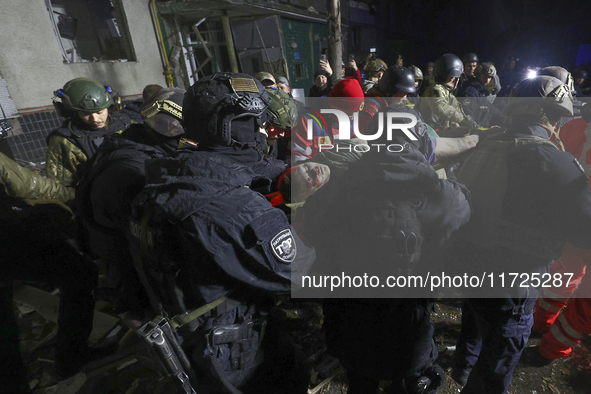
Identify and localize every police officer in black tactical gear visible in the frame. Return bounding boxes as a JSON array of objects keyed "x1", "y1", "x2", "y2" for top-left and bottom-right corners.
[
  {"x1": 457, "y1": 62, "x2": 504, "y2": 128},
  {"x1": 127, "y1": 73, "x2": 316, "y2": 393},
  {"x1": 302, "y1": 66, "x2": 472, "y2": 394},
  {"x1": 75, "y1": 86, "x2": 186, "y2": 313},
  {"x1": 462, "y1": 53, "x2": 479, "y2": 78},
  {"x1": 448, "y1": 75, "x2": 591, "y2": 394}
]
